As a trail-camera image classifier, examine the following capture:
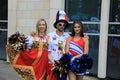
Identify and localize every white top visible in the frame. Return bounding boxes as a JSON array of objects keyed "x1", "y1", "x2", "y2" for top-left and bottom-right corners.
[
  {"x1": 26, "y1": 35, "x2": 47, "y2": 49},
  {"x1": 48, "y1": 31, "x2": 70, "y2": 61}
]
